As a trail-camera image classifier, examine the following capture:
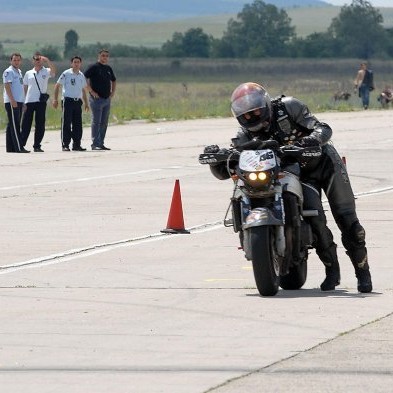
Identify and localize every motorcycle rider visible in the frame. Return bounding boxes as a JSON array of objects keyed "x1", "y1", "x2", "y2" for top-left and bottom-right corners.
[{"x1": 204, "y1": 82, "x2": 372, "y2": 293}]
